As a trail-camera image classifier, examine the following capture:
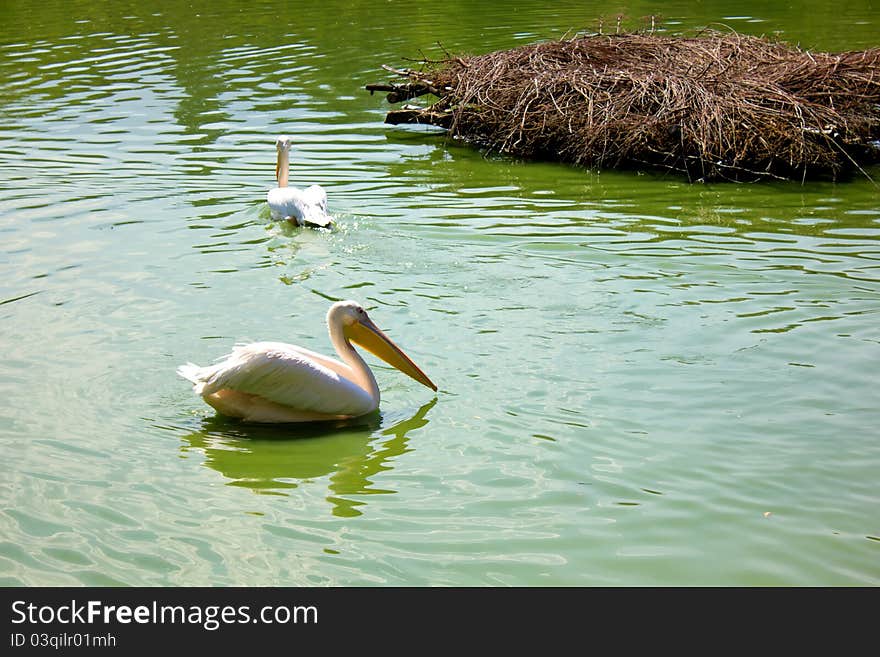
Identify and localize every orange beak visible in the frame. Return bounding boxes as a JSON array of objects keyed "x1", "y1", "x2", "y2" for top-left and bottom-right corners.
[{"x1": 346, "y1": 318, "x2": 437, "y2": 391}]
